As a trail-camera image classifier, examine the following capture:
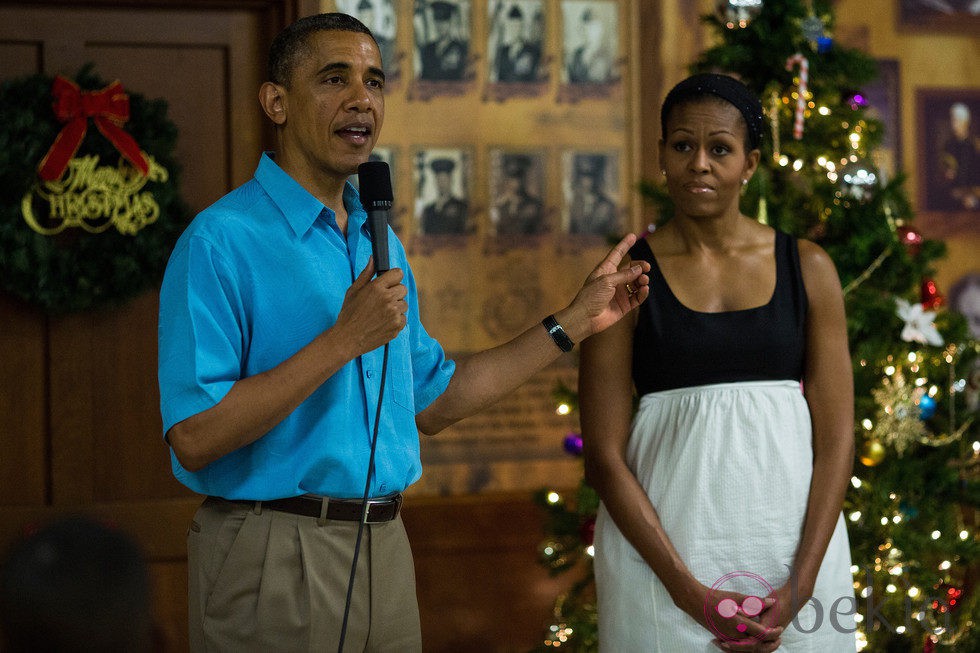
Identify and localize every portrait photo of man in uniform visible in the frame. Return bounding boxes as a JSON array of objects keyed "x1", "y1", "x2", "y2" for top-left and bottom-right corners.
[
  {"x1": 414, "y1": 0, "x2": 471, "y2": 82},
  {"x1": 564, "y1": 151, "x2": 619, "y2": 236},
  {"x1": 338, "y1": 0, "x2": 398, "y2": 77},
  {"x1": 488, "y1": 0, "x2": 544, "y2": 84},
  {"x1": 561, "y1": 0, "x2": 617, "y2": 85},
  {"x1": 416, "y1": 149, "x2": 471, "y2": 235},
  {"x1": 490, "y1": 151, "x2": 545, "y2": 236}
]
